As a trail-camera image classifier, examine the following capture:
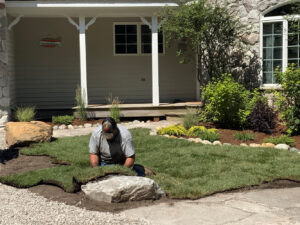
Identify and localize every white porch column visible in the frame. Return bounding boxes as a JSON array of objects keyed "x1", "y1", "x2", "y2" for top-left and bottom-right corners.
[
  {"x1": 151, "y1": 15, "x2": 159, "y2": 106},
  {"x1": 79, "y1": 16, "x2": 88, "y2": 107}
]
